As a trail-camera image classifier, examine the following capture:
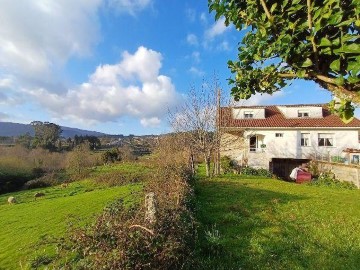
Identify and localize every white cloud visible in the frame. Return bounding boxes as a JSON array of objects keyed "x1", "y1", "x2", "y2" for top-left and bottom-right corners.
[
  {"x1": 185, "y1": 8, "x2": 196, "y2": 22},
  {"x1": 217, "y1": 41, "x2": 231, "y2": 51},
  {"x1": 140, "y1": 117, "x2": 161, "y2": 127},
  {"x1": 200, "y1": 12, "x2": 208, "y2": 24},
  {"x1": 205, "y1": 17, "x2": 229, "y2": 40},
  {"x1": 191, "y1": 51, "x2": 201, "y2": 64},
  {"x1": 186, "y1": 34, "x2": 199, "y2": 46},
  {"x1": 23, "y1": 47, "x2": 182, "y2": 127},
  {"x1": 0, "y1": 112, "x2": 9, "y2": 121},
  {"x1": 189, "y1": 67, "x2": 205, "y2": 77},
  {"x1": 107, "y1": 0, "x2": 152, "y2": 15},
  {"x1": 0, "y1": 0, "x2": 101, "y2": 83},
  {"x1": 235, "y1": 91, "x2": 285, "y2": 106}
]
